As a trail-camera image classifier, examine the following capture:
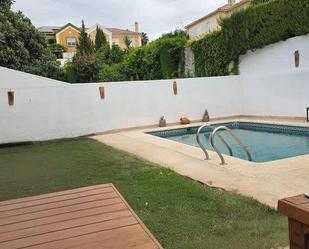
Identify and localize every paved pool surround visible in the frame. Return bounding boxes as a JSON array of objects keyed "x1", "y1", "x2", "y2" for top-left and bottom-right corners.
[{"x1": 93, "y1": 117, "x2": 309, "y2": 209}]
